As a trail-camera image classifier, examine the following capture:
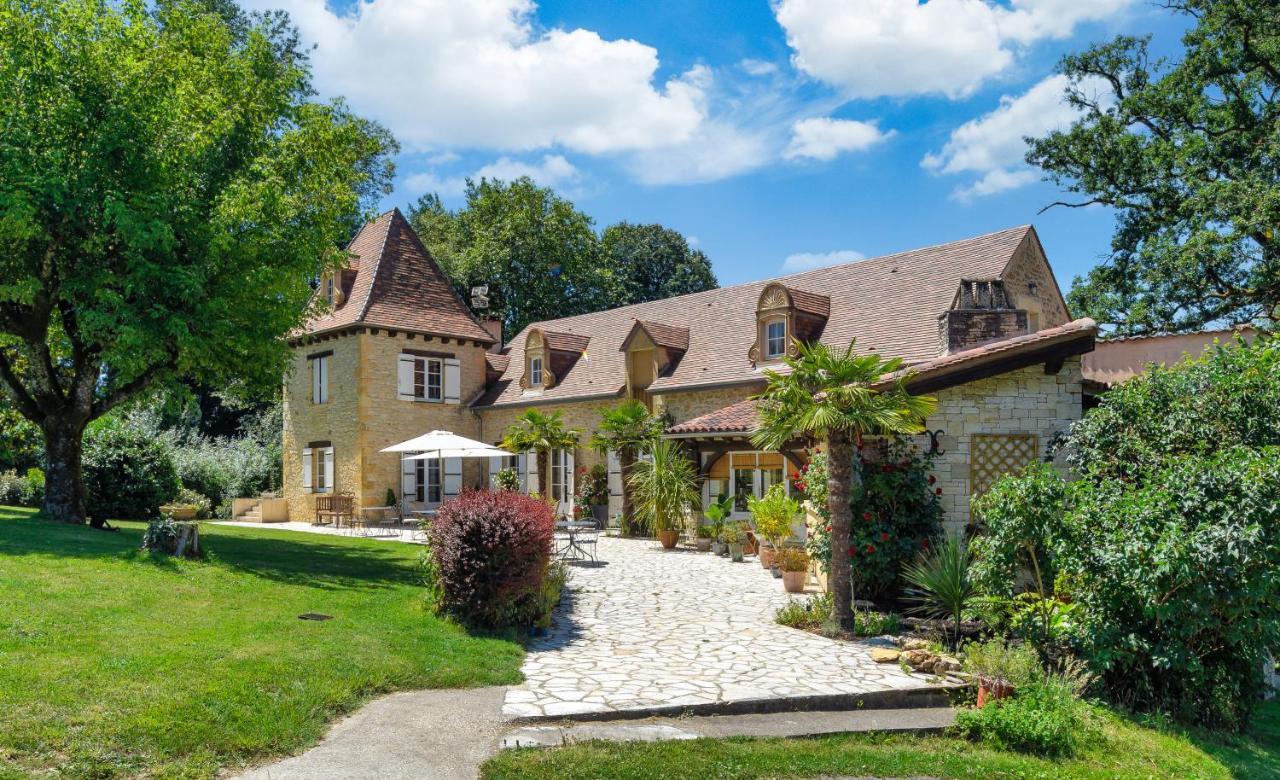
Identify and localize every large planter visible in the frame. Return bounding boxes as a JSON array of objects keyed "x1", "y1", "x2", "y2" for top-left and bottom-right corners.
[
  {"x1": 977, "y1": 678, "x2": 1014, "y2": 708},
  {"x1": 728, "y1": 543, "x2": 744, "y2": 562},
  {"x1": 782, "y1": 570, "x2": 807, "y2": 593},
  {"x1": 759, "y1": 545, "x2": 776, "y2": 569},
  {"x1": 695, "y1": 538, "x2": 712, "y2": 552},
  {"x1": 711, "y1": 541, "x2": 727, "y2": 556},
  {"x1": 591, "y1": 505, "x2": 608, "y2": 525},
  {"x1": 161, "y1": 504, "x2": 198, "y2": 521},
  {"x1": 657, "y1": 529, "x2": 680, "y2": 549},
  {"x1": 744, "y1": 532, "x2": 759, "y2": 556}
]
